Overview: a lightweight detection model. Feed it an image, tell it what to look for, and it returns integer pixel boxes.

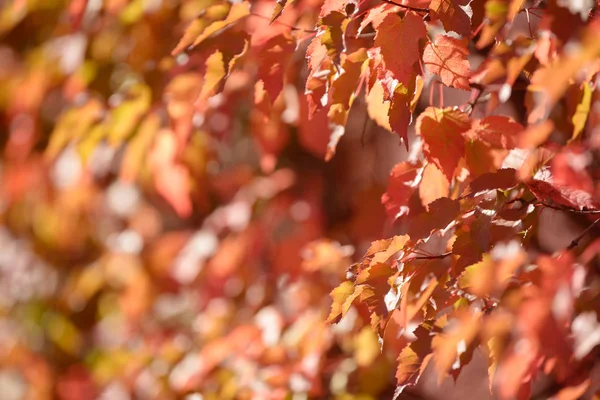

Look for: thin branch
[380,0,429,14]
[249,12,317,32]
[412,251,452,260]
[465,87,483,116]
[346,32,376,39]
[539,202,600,215]
[567,218,600,250]
[525,8,534,38]
[360,107,370,148]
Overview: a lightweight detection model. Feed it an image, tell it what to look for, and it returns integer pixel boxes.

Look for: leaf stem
[567,218,600,250]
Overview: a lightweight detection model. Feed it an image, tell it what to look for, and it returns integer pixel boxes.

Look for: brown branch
[346,32,376,39]
[567,218,600,250]
[380,0,429,14]
[412,251,452,260]
[249,12,317,32]
[539,202,600,214]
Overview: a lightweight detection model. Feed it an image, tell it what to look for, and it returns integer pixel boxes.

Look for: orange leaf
[419,163,449,208]
[199,50,226,102]
[327,281,361,323]
[423,35,470,90]
[375,12,426,86]
[382,161,422,219]
[416,107,470,181]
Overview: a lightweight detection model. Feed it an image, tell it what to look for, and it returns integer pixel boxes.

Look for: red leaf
[388,84,413,150]
[409,197,461,240]
[464,139,499,176]
[256,33,297,103]
[150,130,192,217]
[423,35,470,90]
[416,107,470,181]
[382,161,422,219]
[305,37,332,118]
[375,12,427,87]
[470,115,524,149]
[465,168,518,195]
[395,324,433,394]
[429,0,472,37]
[551,145,595,194]
[526,170,599,211]
[359,3,399,33]
[320,0,352,17]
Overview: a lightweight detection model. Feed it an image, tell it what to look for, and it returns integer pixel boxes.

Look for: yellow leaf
[107,83,152,145]
[199,50,226,102]
[46,98,104,159]
[571,82,592,142]
[327,281,361,323]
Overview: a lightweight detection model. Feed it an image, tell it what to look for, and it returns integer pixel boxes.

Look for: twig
[249,12,317,32]
[465,87,483,116]
[540,202,600,215]
[346,32,376,39]
[412,251,452,260]
[567,218,600,250]
[380,0,429,14]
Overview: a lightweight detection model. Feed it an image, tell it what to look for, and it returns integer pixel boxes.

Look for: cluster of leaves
[3,0,600,398]
[311,0,600,398]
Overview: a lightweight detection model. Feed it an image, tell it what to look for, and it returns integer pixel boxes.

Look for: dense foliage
[2,0,600,399]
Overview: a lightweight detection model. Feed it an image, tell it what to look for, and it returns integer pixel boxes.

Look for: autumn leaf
[199,50,226,102]
[327,281,362,323]
[429,0,472,37]
[179,2,249,53]
[464,168,518,195]
[526,169,599,211]
[432,311,481,381]
[171,4,231,55]
[257,33,297,103]
[328,48,368,126]
[423,35,470,90]
[570,82,592,142]
[419,163,450,208]
[388,84,413,149]
[395,324,434,395]
[469,115,523,149]
[120,112,161,182]
[375,12,427,87]
[409,197,461,240]
[305,36,332,117]
[371,234,410,265]
[518,120,555,148]
[107,83,152,145]
[382,161,422,219]
[270,0,291,23]
[477,0,509,48]
[358,3,399,33]
[366,79,392,130]
[527,23,600,124]
[149,129,192,217]
[46,99,104,159]
[464,139,498,176]
[416,107,470,181]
